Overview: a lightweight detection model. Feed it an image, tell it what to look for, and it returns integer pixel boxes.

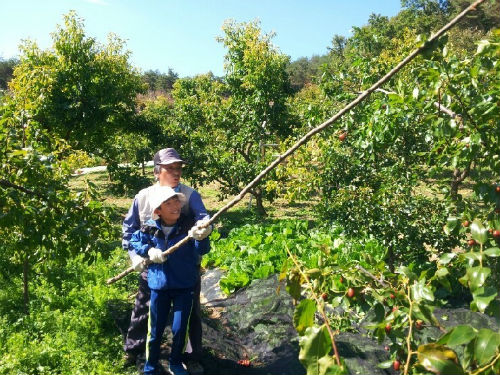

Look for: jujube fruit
[393,360,401,371]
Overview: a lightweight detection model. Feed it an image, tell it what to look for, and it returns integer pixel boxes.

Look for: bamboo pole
[107,0,486,285]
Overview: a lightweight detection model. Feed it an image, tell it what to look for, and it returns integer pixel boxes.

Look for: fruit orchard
[1,2,500,374]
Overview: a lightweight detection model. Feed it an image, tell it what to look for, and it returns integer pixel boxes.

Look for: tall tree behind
[215,20,293,214]
[171,21,294,215]
[8,11,145,158]
[287,55,330,92]
[142,68,179,93]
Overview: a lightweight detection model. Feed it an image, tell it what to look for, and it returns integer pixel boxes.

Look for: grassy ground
[69,167,478,232]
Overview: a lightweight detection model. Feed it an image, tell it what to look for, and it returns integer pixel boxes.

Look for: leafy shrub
[203,220,387,295]
[0,249,135,375]
[318,183,456,267]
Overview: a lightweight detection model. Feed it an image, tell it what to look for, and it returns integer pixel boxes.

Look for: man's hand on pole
[148,248,166,263]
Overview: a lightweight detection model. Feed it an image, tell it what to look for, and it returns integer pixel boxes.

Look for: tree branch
[237,147,253,164]
[355,265,388,288]
[0,179,46,200]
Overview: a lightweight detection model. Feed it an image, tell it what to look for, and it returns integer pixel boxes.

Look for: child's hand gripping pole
[106,226,201,285]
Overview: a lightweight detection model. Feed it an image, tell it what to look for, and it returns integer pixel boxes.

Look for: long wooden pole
[107,0,485,285]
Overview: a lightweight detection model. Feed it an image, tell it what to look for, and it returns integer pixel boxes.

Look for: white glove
[188,219,213,240]
[131,255,145,272]
[148,247,166,263]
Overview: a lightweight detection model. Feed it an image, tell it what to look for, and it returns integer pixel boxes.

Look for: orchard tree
[8,11,145,159]
[283,29,500,375]
[0,97,117,311]
[413,29,500,235]
[211,20,293,214]
[172,22,294,214]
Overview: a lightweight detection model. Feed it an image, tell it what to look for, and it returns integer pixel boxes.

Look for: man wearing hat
[122,148,211,374]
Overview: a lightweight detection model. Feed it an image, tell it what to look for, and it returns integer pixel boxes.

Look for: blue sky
[1,0,402,77]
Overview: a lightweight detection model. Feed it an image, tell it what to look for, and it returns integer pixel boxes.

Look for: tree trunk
[450,165,470,200]
[385,246,396,273]
[254,188,267,216]
[23,257,29,314]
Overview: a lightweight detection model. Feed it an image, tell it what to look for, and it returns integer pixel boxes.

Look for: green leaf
[462,252,482,266]
[437,325,477,347]
[299,325,347,375]
[470,220,488,245]
[466,267,491,291]
[417,344,465,375]
[286,274,302,301]
[438,253,456,265]
[219,272,250,295]
[444,217,459,235]
[317,356,348,375]
[412,280,434,302]
[476,39,490,54]
[365,302,386,324]
[472,287,498,313]
[210,230,221,241]
[306,268,322,279]
[434,268,449,278]
[252,264,274,279]
[396,266,417,281]
[377,360,394,369]
[484,247,500,257]
[413,303,438,326]
[294,299,317,335]
[474,329,500,366]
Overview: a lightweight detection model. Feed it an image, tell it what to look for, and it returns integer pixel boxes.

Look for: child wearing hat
[130,186,210,375]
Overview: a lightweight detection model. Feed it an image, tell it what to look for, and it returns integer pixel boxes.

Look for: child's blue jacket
[130,218,210,290]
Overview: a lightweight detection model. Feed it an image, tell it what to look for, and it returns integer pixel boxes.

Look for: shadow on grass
[107,298,133,340]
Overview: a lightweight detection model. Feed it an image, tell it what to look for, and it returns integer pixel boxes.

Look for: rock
[200,271,304,375]
[199,271,395,375]
[200,269,226,306]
